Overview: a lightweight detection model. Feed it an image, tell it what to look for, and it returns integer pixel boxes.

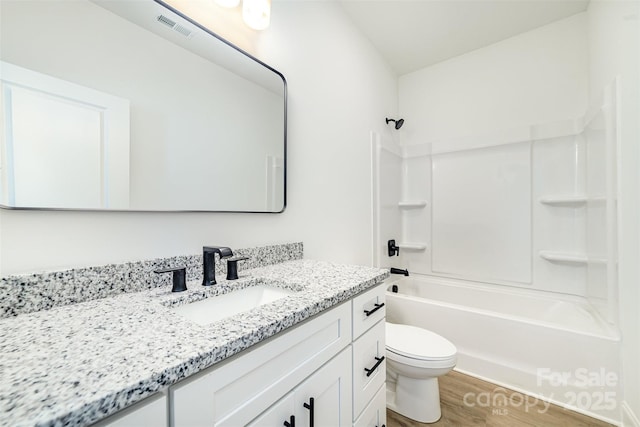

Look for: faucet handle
[387,239,400,257]
[226,256,249,281]
[154,267,187,292]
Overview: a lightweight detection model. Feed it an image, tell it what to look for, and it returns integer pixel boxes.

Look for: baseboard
[623,401,640,427]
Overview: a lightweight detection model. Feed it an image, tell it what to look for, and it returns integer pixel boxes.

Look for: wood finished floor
[386,371,614,427]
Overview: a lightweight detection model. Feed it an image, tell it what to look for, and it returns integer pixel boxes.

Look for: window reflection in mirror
[0,0,286,212]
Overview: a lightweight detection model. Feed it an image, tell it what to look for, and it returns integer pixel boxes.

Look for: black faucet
[390,267,409,276]
[202,246,233,286]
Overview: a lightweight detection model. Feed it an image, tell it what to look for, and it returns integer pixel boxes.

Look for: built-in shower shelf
[398,200,427,208]
[539,250,607,264]
[539,195,606,206]
[397,242,428,251]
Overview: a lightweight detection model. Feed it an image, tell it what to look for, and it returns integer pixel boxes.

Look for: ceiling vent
[156,15,195,39]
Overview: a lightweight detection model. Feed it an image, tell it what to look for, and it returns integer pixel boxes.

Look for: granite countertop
[0,259,388,427]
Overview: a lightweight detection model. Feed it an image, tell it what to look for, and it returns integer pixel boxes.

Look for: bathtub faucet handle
[390,267,409,276]
[388,239,400,257]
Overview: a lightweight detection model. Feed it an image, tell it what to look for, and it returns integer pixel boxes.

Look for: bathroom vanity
[0,255,388,426]
[168,282,386,427]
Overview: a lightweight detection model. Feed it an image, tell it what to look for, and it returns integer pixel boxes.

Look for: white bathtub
[385,274,621,424]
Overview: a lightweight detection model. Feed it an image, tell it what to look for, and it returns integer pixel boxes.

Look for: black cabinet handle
[284,415,295,427]
[364,302,385,317]
[364,356,385,377]
[303,397,314,427]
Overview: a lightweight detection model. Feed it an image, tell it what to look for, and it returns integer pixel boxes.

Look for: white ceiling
[338,0,590,75]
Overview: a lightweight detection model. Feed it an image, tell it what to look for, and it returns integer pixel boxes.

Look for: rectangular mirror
[0,0,286,212]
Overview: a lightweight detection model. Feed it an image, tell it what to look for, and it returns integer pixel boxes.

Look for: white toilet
[385,322,457,423]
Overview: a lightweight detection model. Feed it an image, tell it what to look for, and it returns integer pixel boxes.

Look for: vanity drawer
[353,384,386,427]
[352,283,386,340]
[352,319,386,419]
[170,302,351,426]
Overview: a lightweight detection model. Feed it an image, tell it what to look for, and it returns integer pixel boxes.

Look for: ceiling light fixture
[214,0,271,30]
[242,0,271,31]
[215,0,240,7]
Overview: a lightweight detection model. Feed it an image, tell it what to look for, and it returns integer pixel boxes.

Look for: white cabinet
[353,320,386,417]
[91,393,167,427]
[164,282,386,427]
[294,347,352,427]
[351,284,386,425]
[249,347,352,427]
[247,391,296,426]
[352,283,386,340]
[171,302,351,426]
[354,385,387,427]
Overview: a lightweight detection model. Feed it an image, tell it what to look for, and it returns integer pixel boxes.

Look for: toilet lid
[386,323,456,360]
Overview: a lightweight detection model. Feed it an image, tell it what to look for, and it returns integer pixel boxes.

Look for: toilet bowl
[385,322,457,423]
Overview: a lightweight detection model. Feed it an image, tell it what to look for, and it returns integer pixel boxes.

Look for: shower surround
[372,80,620,424]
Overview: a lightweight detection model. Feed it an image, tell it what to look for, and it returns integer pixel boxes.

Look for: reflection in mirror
[0,0,286,212]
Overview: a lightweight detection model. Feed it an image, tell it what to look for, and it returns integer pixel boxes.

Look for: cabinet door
[353,320,386,419]
[353,385,386,427]
[248,392,296,427]
[294,347,352,427]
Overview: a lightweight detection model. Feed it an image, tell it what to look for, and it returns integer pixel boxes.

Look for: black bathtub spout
[390,267,409,276]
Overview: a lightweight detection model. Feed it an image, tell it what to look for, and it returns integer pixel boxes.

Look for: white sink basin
[172,285,296,325]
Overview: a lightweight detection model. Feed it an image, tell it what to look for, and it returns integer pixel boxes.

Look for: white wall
[587,1,640,424]
[0,1,398,274]
[399,12,588,145]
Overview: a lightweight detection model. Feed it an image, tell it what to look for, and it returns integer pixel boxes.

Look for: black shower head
[386,118,404,130]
